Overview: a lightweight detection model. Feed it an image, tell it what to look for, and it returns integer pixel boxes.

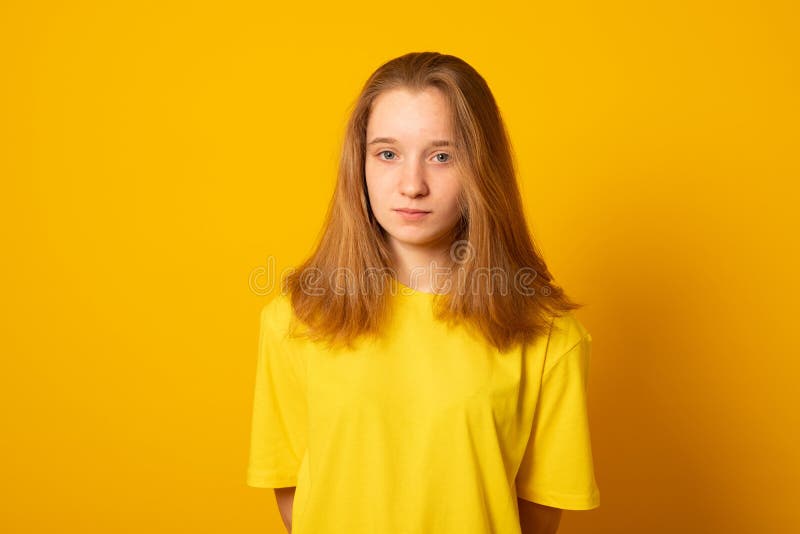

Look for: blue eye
[376,150,451,162]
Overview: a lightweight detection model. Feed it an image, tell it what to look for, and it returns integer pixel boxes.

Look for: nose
[399,158,429,198]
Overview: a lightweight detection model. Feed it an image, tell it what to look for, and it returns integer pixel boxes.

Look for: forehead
[366,87,453,139]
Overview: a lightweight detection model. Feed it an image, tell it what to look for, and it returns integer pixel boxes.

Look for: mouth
[394,208,431,221]
[394,208,431,214]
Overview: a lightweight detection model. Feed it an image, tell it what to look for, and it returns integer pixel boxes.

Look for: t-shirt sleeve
[515,331,600,510]
[246,298,308,488]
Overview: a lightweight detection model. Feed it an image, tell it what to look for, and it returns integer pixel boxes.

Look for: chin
[388,229,443,247]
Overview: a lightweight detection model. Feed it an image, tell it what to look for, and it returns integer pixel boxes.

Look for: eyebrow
[367,137,452,147]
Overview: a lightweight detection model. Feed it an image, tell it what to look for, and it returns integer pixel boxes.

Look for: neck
[388,234,456,293]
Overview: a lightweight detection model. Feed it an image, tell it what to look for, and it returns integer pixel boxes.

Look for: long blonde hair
[281,51,582,352]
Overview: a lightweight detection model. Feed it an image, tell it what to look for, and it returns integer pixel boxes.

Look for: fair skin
[274,486,295,532]
[518,500,563,534]
[271,85,562,534]
[364,86,463,294]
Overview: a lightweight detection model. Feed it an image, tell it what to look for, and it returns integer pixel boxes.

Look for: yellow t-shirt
[246,280,600,533]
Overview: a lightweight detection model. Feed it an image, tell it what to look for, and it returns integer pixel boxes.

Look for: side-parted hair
[281,51,582,353]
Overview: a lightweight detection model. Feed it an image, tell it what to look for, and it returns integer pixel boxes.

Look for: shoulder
[542,311,592,375]
[259,291,295,337]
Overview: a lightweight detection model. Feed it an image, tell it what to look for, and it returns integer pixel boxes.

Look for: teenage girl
[247,51,600,534]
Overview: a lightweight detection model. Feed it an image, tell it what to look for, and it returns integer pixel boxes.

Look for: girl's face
[364,86,463,260]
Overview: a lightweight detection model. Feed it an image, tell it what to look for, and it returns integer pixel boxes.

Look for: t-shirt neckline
[390,277,441,297]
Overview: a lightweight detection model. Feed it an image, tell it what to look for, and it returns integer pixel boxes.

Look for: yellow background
[2,1,798,532]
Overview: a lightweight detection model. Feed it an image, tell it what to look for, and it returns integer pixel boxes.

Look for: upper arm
[515,328,600,510]
[274,486,296,532]
[246,299,309,489]
[518,498,562,534]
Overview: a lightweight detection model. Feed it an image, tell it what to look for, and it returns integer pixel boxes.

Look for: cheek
[441,179,463,216]
[364,176,389,212]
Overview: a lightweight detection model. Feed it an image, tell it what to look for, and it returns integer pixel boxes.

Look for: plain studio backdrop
[1,1,798,533]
